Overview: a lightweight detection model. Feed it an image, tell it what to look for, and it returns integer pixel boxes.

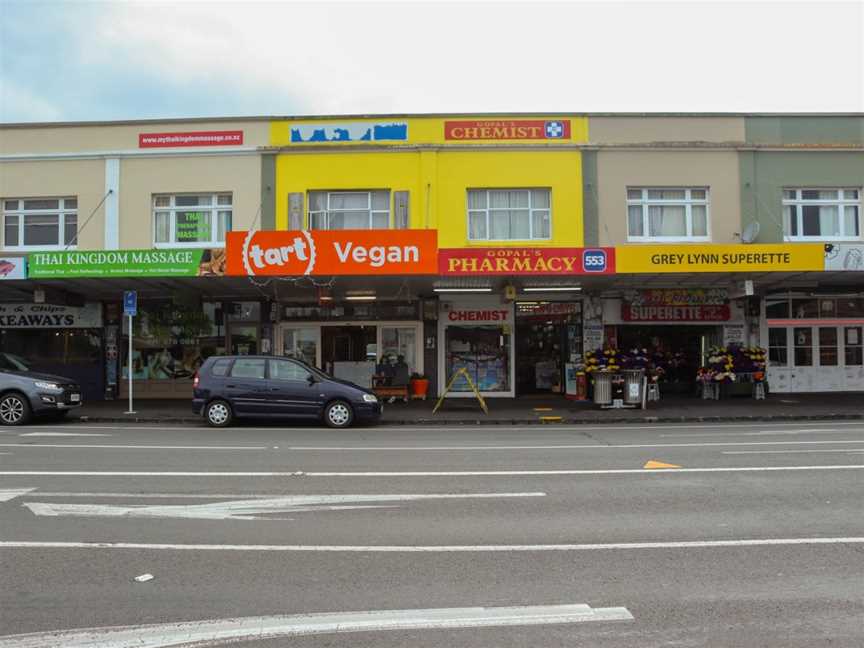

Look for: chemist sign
[615,244,824,273]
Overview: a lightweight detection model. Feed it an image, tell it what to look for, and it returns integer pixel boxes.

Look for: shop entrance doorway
[617,325,720,395]
[321,325,377,387]
[515,302,582,395]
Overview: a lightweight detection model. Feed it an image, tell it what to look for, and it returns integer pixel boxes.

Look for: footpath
[72,392,864,425]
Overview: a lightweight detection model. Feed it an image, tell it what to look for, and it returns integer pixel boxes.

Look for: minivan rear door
[225,358,268,415]
[266,359,323,417]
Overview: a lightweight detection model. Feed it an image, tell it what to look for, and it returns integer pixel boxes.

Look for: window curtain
[648,206,686,237]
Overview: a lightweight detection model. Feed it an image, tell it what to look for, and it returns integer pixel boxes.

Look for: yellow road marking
[540,416,563,423]
[643,460,681,469]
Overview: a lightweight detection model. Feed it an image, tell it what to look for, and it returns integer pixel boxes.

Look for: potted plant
[409,372,430,399]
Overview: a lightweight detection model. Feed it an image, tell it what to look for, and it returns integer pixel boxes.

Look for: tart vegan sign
[226,230,438,276]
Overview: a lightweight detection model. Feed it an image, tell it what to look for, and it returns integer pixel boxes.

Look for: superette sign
[27,250,224,278]
[439,247,614,275]
[622,289,731,322]
[226,230,438,276]
[615,244,824,273]
[622,304,731,322]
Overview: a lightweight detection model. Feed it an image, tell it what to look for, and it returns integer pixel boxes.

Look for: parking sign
[123,291,137,317]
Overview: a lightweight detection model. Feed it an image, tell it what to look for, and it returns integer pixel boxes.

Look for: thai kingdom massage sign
[622,289,731,322]
[27,250,225,278]
[226,230,438,276]
[439,248,615,275]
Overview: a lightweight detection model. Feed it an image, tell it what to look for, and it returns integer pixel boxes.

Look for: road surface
[1,419,862,647]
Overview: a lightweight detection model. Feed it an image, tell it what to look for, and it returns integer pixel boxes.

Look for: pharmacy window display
[439,301,515,397]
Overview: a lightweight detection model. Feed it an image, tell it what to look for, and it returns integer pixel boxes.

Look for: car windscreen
[0,353,29,371]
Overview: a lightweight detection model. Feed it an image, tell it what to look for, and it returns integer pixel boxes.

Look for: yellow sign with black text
[615,244,825,273]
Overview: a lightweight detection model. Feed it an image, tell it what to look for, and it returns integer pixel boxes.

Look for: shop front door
[280,326,320,368]
[321,325,377,387]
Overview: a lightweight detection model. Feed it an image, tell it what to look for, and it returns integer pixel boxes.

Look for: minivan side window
[269,359,312,382]
[230,358,266,379]
[211,358,232,376]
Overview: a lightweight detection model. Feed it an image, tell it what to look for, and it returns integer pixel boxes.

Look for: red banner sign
[226,230,438,276]
[439,247,613,275]
[444,120,571,141]
[138,131,244,148]
[622,304,731,322]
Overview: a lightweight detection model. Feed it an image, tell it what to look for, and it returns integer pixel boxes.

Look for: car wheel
[0,392,31,426]
[324,400,353,428]
[205,400,233,427]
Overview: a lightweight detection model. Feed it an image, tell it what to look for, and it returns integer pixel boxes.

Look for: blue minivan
[193,356,381,428]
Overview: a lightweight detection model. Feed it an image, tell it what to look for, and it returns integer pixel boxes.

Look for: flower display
[698,344,767,383]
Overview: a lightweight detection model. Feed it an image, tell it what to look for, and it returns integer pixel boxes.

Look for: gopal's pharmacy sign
[439,247,614,275]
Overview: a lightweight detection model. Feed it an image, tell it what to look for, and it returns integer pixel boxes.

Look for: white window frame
[782,188,861,242]
[2,197,77,251]
[466,188,552,242]
[152,193,232,248]
[307,190,391,230]
[626,187,710,243]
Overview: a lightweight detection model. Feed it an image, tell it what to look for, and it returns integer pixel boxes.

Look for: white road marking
[0,444,267,450]
[661,429,845,437]
[0,488,35,503]
[23,492,545,521]
[56,421,864,432]
[0,537,861,553]
[285,440,864,450]
[0,603,633,647]
[2,465,864,477]
[723,449,864,455]
[19,432,111,437]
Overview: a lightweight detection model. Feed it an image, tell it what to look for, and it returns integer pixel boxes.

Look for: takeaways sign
[439,247,614,275]
[226,230,438,276]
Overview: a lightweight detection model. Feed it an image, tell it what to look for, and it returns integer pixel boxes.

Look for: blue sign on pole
[123,291,137,317]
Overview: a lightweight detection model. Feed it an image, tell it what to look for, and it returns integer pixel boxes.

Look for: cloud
[1,0,862,122]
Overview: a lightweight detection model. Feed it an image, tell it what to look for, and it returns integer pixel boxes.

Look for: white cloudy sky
[1,0,862,122]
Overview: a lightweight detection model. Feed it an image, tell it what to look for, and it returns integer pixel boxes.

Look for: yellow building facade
[271,115,588,248]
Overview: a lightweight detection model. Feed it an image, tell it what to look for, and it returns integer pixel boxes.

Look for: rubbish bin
[623,369,645,405]
[592,372,613,405]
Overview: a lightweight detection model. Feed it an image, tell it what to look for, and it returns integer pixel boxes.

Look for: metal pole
[126,313,135,414]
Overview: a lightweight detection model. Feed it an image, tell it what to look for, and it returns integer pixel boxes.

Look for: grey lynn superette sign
[26,249,224,279]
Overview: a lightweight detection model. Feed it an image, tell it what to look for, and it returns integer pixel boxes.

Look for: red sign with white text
[439,247,614,275]
[447,309,511,322]
[138,131,244,148]
[226,230,438,276]
[622,304,731,322]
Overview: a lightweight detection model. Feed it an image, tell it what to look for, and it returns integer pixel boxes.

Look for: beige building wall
[590,117,745,145]
[0,120,270,155]
[0,159,105,249]
[119,154,261,248]
[596,150,742,246]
